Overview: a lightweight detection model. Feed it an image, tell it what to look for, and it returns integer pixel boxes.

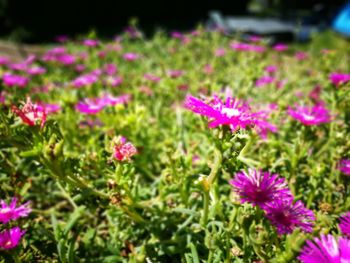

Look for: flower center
[221,107,241,117]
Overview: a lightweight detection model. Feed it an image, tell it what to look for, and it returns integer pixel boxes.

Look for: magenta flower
[123,53,139,61]
[171,31,184,40]
[76,94,129,114]
[2,73,29,88]
[36,103,61,114]
[76,98,105,114]
[264,200,315,234]
[0,227,25,250]
[255,76,275,87]
[0,198,31,224]
[287,104,332,126]
[329,73,350,86]
[264,65,277,74]
[230,169,292,208]
[11,97,47,128]
[184,95,276,137]
[144,73,161,82]
[299,234,350,263]
[273,43,288,52]
[113,137,137,161]
[230,42,265,53]
[42,47,76,65]
[103,63,118,75]
[339,213,350,237]
[71,72,99,88]
[338,160,350,176]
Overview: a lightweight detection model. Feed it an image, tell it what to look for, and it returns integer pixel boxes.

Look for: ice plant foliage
[287,104,332,126]
[0,198,31,224]
[184,95,276,138]
[11,97,47,128]
[299,234,350,263]
[230,169,292,208]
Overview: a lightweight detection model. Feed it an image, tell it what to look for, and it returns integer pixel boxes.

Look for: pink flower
[230,169,293,208]
[171,31,184,40]
[255,76,275,87]
[75,64,86,72]
[0,198,31,224]
[276,79,288,89]
[273,43,288,52]
[123,53,139,61]
[104,76,123,87]
[167,70,184,78]
[184,95,276,138]
[264,65,277,74]
[76,94,130,114]
[248,35,262,42]
[71,72,99,88]
[144,73,161,82]
[203,64,214,75]
[287,104,332,126]
[83,39,99,47]
[26,66,46,75]
[103,63,118,75]
[215,48,226,57]
[295,51,308,61]
[338,159,350,176]
[42,47,76,65]
[36,103,61,114]
[113,137,137,161]
[0,227,25,250]
[0,56,10,66]
[329,73,350,86]
[55,35,69,43]
[2,73,29,87]
[11,97,47,128]
[230,42,266,53]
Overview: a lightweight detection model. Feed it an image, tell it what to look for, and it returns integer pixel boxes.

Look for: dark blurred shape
[0,0,347,43]
[0,0,249,43]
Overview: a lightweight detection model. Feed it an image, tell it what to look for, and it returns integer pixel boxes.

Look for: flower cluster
[0,197,31,250]
[184,95,277,138]
[231,169,315,234]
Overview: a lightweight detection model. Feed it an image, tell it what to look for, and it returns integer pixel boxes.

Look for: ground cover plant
[0,27,350,262]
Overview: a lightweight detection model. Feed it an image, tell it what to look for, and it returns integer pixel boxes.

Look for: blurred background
[0,0,348,43]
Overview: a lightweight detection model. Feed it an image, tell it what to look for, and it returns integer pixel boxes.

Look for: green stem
[207,148,222,186]
[201,189,210,227]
